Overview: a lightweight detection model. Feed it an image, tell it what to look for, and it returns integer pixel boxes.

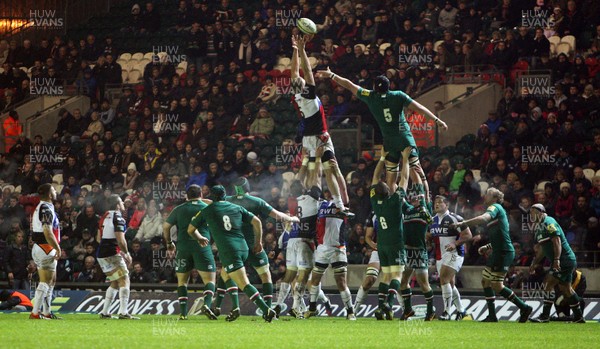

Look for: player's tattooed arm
[551,236,562,271]
[316,67,360,96]
[408,100,448,130]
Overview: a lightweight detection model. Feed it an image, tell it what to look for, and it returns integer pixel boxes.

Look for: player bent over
[370,147,411,320]
[452,188,532,322]
[163,184,217,320]
[399,181,436,321]
[529,204,585,323]
[188,185,276,322]
[354,212,380,312]
[97,194,139,320]
[304,200,355,320]
[429,195,472,320]
[30,183,62,320]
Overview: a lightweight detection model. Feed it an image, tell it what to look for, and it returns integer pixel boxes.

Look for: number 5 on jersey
[383,108,392,122]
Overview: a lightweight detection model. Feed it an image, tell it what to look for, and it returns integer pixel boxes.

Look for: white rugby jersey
[316,201,346,247]
[430,210,465,259]
[292,85,327,136]
[31,201,61,246]
[97,210,126,258]
[289,194,319,239]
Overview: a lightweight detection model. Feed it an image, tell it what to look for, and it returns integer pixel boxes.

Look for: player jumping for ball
[291,34,352,217]
[316,67,447,204]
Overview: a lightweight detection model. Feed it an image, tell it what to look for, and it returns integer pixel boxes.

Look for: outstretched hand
[436,119,448,131]
[316,66,333,79]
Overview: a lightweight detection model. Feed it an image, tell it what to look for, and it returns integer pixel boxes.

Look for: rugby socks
[215,277,226,308]
[340,287,354,314]
[387,279,400,307]
[177,286,188,316]
[317,284,329,304]
[541,296,553,318]
[102,287,118,315]
[119,287,130,315]
[243,285,269,314]
[276,282,291,306]
[378,283,389,308]
[355,286,368,310]
[441,283,453,313]
[484,287,497,318]
[499,287,527,310]
[203,282,215,309]
[452,285,464,312]
[424,289,434,315]
[262,283,273,308]
[401,288,412,310]
[309,285,319,311]
[43,285,54,316]
[567,293,583,319]
[294,282,306,311]
[225,279,240,309]
[32,282,49,315]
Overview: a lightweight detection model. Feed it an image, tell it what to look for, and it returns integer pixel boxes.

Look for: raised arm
[291,35,300,80]
[397,147,412,193]
[269,208,300,223]
[316,67,360,96]
[371,148,387,186]
[408,99,448,130]
[297,35,315,86]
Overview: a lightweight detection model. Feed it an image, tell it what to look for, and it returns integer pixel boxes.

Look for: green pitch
[2,314,598,349]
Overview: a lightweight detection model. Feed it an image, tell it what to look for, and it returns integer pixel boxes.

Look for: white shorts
[368,250,380,265]
[314,245,347,266]
[302,134,335,157]
[32,244,57,272]
[98,254,128,274]
[435,252,464,273]
[285,238,315,270]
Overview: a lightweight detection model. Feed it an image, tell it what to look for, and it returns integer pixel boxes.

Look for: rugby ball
[297,17,317,35]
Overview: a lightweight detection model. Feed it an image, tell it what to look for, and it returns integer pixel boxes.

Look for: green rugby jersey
[369,185,406,246]
[535,215,576,265]
[226,194,273,246]
[485,203,514,252]
[190,201,255,252]
[166,199,210,246]
[402,199,428,249]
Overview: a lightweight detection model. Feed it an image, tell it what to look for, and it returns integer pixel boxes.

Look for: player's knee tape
[254,264,270,275]
[381,266,391,274]
[313,263,327,275]
[107,267,129,281]
[332,263,347,275]
[482,268,505,282]
[366,267,380,278]
[408,157,420,168]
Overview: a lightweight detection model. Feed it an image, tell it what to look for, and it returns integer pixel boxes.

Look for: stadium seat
[137,59,151,70]
[14,185,21,193]
[278,57,291,66]
[52,183,63,193]
[126,59,139,72]
[379,43,391,55]
[143,52,154,60]
[513,60,529,71]
[556,42,571,55]
[177,61,188,71]
[128,69,142,82]
[273,64,286,72]
[2,185,15,193]
[52,174,63,184]
[548,36,561,47]
[131,52,144,60]
[433,40,443,52]
[354,44,366,53]
[560,35,576,52]
[116,58,129,67]
[119,52,132,61]
[121,70,129,82]
[478,181,489,196]
[596,169,600,178]
[308,56,318,69]
[175,67,185,76]
[471,169,481,182]
[583,168,595,181]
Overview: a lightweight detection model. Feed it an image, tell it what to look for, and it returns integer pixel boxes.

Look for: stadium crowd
[1,0,600,288]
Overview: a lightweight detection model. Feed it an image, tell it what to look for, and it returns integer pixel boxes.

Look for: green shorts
[247,249,269,268]
[384,133,418,163]
[220,249,249,273]
[378,243,405,267]
[405,247,428,269]
[175,245,216,273]
[551,261,576,283]
[485,250,515,273]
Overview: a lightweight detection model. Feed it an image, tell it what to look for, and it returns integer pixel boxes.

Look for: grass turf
[2,313,598,349]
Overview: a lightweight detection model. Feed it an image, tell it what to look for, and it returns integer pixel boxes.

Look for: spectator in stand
[76,256,104,283]
[2,110,22,152]
[249,106,275,138]
[56,249,74,282]
[3,230,30,289]
[555,181,576,229]
[130,262,153,283]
